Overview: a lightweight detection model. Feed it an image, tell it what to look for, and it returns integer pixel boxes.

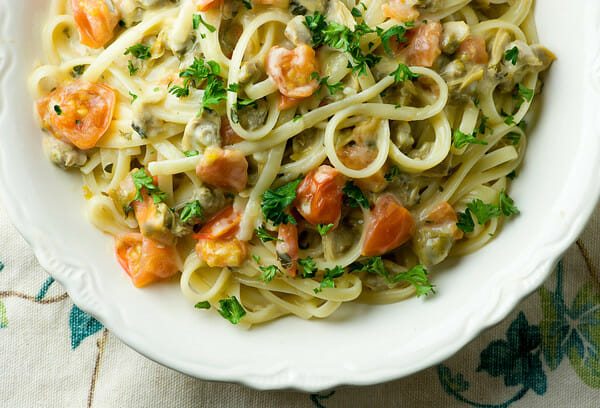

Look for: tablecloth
[2,199,600,408]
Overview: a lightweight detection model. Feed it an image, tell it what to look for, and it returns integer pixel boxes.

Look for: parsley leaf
[467,199,502,225]
[194,301,211,309]
[303,12,327,47]
[505,131,521,146]
[261,177,304,226]
[127,60,138,76]
[258,265,283,283]
[184,150,199,157]
[314,266,345,293]
[168,85,190,98]
[72,64,86,76]
[456,208,475,233]
[124,44,151,60]
[298,257,317,278]
[384,165,401,181]
[316,75,343,97]
[453,129,488,149]
[317,223,334,236]
[391,264,435,297]
[180,200,205,222]
[499,189,519,217]
[293,114,302,122]
[192,14,216,32]
[129,91,138,104]
[507,170,517,180]
[54,105,62,115]
[518,83,534,102]
[351,7,362,17]
[505,46,519,65]
[389,63,419,83]
[217,296,246,324]
[379,25,408,54]
[252,254,261,263]
[255,227,283,243]
[342,181,369,209]
[131,168,167,203]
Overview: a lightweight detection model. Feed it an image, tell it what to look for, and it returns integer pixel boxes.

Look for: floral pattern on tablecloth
[2,202,600,407]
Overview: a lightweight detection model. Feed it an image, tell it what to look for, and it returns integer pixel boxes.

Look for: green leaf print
[0,301,8,328]
[567,283,600,388]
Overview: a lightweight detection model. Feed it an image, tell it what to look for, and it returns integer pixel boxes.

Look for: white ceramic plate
[1,0,599,392]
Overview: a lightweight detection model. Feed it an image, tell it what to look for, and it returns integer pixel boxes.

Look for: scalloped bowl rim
[0,0,599,391]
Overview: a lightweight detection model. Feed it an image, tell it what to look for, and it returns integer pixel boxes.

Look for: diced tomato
[196,237,248,267]
[276,222,299,276]
[405,21,443,67]
[458,37,489,65]
[195,147,248,192]
[194,205,248,267]
[36,81,116,150]
[426,201,464,240]
[194,205,241,240]
[220,116,243,146]
[193,0,221,11]
[115,233,181,288]
[382,0,420,23]
[266,45,319,99]
[278,94,302,111]
[131,193,175,246]
[295,165,346,227]
[362,194,415,256]
[71,0,120,49]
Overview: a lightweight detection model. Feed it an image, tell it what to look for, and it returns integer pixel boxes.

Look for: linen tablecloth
[2,200,600,408]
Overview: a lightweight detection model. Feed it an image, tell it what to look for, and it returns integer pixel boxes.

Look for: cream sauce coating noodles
[30,0,554,327]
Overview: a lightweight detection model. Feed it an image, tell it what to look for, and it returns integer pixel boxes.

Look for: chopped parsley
[505,131,521,146]
[124,44,151,60]
[217,296,246,324]
[194,301,211,309]
[298,257,317,278]
[518,83,534,103]
[252,254,261,263]
[505,46,519,65]
[314,74,344,97]
[72,64,86,76]
[180,200,205,222]
[389,63,419,83]
[456,191,519,233]
[293,114,302,122]
[314,266,345,293]
[384,165,401,182]
[507,170,517,180]
[255,227,283,243]
[317,223,334,236]
[168,85,189,98]
[258,265,283,283]
[129,91,138,104]
[192,14,216,32]
[303,14,381,76]
[131,168,167,203]
[499,189,520,217]
[349,257,434,296]
[503,113,516,126]
[184,150,199,157]
[260,177,304,226]
[127,60,138,76]
[53,105,63,115]
[453,129,488,149]
[379,25,408,54]
[342,181,369,209]
[351,7,362,17]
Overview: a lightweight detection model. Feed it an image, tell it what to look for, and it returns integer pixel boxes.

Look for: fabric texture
[1,201,600,408]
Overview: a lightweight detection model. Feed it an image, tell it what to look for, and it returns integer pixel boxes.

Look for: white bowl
[1,0,599,391]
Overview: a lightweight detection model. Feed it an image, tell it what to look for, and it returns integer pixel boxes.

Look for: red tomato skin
[362,194,415,256]
[36,81,116,150]
[295,165,346,227]
[71,0,120,49]
[276,222,299,276]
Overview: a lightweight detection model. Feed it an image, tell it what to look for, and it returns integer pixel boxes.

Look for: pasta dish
[30,0,554,327]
